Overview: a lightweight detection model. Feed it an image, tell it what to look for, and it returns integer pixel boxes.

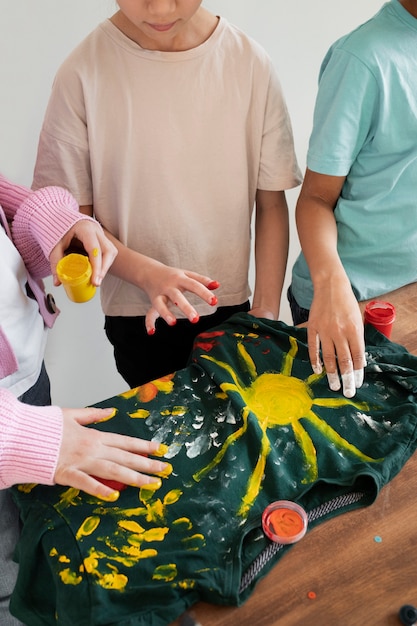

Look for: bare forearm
[79,204,155,286]
[295,170,348,290]
[79,205,220,331]
[294,171,366,398]
[251,190,289,319]
[101,226,162,286]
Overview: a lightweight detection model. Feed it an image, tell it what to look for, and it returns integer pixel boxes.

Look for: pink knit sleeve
[0,173,31,219]
[0,388,63,488]
[12,185,96,279]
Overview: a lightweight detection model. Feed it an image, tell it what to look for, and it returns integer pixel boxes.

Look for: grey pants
[1,362,51,625]
[0,489,23,625]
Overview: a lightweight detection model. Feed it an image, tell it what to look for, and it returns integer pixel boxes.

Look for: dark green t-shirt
[11,314,417,625]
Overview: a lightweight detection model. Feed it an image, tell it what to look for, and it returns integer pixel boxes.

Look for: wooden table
[173,284,417,626]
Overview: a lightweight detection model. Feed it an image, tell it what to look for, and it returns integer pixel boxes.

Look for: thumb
[49,242,68,287]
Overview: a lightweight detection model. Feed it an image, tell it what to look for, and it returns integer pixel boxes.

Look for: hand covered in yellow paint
[50,219,117,288]
[55,407,169,499]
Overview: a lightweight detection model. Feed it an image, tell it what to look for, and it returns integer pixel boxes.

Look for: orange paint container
[262,500,308,544]
[56,253,96,303]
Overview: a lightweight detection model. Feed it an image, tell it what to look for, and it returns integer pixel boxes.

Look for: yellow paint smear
[76,515,101,540]
[129,409,150,419]
[153,563,177,582]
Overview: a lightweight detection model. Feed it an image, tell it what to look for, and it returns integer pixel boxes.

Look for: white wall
[0,0,382,407]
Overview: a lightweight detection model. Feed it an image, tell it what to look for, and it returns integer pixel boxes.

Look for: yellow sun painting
[194,335,380,517]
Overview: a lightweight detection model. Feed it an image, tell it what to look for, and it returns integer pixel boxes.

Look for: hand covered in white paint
[55,407,170,499]
[306,280,367,398]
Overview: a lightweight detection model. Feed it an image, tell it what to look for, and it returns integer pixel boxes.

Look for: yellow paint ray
[193,408,250,482]
[305,410,382,462]
[281,336,298,376]
[238,431,271,517]
[292,418,318,483]
[201,354,241,388]
[237,341,257,380]
[313,397,370,411]
[306,371,326,386]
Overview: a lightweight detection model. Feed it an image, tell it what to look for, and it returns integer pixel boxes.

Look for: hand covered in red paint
[141,261,220,334]
[94,229,219,327]
[55,407,170,499]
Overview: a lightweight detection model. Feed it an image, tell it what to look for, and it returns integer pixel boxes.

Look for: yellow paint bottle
[56,253,96,303]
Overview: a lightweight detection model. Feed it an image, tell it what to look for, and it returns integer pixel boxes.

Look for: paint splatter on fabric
[10,313,417,626]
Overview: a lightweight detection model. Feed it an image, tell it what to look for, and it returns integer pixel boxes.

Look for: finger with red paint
[140,262,220,334]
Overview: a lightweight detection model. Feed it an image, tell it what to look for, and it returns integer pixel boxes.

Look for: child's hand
[54,407,170,500]
[50,220,117,288]
[142,263,220,334]
[306,284,366,398]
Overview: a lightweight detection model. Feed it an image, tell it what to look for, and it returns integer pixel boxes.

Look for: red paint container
[364,301,396,338]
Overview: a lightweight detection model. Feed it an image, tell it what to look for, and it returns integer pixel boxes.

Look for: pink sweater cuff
[12,186,95,279]
[0,389,63,488]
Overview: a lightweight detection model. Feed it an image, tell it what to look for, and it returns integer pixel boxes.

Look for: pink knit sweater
[0,173,93,488]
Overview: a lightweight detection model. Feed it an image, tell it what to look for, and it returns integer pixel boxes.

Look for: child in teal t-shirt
[290,0,417,398]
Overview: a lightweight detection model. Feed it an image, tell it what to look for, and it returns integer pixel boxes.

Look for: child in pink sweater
[0,173,172,626]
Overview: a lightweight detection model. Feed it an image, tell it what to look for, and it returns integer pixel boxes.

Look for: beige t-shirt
[33,18,301,317]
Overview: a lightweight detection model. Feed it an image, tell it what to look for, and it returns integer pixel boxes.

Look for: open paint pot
[56,253,96,303]
[262,500,308,544]
[363,301,396,338]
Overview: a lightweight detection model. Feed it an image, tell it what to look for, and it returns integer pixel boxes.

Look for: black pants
[287,285,310,325]
[105,301,250,388]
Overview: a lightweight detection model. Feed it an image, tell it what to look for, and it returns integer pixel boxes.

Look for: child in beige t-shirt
[33,0,302,387]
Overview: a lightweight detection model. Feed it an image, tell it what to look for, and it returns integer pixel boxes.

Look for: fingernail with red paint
[208,281,220,290]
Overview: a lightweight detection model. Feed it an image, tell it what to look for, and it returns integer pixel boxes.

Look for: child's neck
[111,8,219,52]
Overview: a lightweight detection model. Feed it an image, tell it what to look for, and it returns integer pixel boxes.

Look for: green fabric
[11,313,417,625]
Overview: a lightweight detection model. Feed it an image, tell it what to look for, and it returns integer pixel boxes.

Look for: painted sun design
[195,335,380,517]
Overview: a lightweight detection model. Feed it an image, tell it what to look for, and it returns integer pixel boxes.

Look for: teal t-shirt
[10,313,417,625]
[292,0,417,309]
